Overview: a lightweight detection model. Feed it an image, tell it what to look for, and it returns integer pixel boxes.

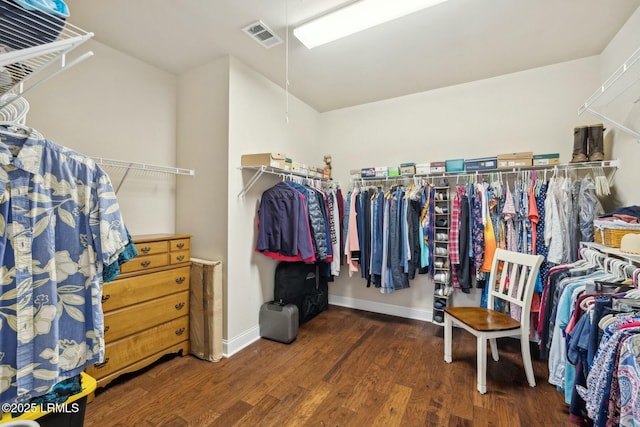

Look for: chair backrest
[486,249,544,328]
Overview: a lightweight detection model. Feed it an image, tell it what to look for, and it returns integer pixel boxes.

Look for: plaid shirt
[449,188,462,287]
[449,189,462,264]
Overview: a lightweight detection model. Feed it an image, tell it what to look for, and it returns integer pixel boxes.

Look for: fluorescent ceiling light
[293,0,449,49]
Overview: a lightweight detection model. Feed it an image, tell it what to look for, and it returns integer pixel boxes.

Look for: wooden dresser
[86,234,191,390]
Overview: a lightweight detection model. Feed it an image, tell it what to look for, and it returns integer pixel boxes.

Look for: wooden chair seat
[444,307,520,331]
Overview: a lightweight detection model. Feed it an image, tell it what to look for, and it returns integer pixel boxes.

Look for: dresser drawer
[170,238,190,252]
[135,240,168,256]
[102,266,190,311]
[119,253,169,274]
[87,316,189,380]
[104,291,190,342]
[170,250,190,265]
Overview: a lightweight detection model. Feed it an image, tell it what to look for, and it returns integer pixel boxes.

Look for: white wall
[226,57,320,355]
[176,56,230,262]
[599,7,640,207]
[26,39,179,235]
[175,56,230,347]
[319,56,601,319]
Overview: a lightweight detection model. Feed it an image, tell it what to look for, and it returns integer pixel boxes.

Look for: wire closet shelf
[0,0,94,110]
[351,160,619,188]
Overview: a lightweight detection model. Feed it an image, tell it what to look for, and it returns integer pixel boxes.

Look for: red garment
[528,185,539,255]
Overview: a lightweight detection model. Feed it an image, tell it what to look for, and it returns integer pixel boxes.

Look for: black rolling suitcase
[274,262,328,324]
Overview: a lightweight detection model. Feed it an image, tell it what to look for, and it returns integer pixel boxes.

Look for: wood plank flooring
[84,306,572,427]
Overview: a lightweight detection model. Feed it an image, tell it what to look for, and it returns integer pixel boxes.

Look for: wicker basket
[593,222,640,247]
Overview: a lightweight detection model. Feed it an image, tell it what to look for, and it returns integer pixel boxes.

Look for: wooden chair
[444,248,544,394]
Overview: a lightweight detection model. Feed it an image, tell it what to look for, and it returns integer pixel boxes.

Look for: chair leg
[489,338,499,361]
[477,334,487,394]
[444,313,452,363]
[521,333,536,387]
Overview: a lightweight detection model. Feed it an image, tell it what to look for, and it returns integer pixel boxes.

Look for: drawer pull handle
[141,260,151,267]
[176,243,185,249]
[140,246,151,254]
[176,255,185,262]
[175,277,186,284]
[175,328,185,336]
[104,325,110,333]
[175,302,185,310]
[102,294,110,303]
[94,358,109,369]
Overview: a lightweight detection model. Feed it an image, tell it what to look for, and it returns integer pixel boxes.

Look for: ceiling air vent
[242,20,283,49]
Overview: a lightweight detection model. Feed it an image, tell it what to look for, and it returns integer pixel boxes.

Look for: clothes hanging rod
[237,165,336,199]
[580,242,640,267]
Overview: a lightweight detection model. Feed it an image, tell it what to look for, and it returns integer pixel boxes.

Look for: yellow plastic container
[1,372,96,426]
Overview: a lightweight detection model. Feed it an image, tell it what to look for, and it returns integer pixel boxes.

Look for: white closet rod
[238,165,336,199]
[581,242,640,267]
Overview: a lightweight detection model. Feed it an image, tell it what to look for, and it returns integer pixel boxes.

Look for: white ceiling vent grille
[242,21,283,49]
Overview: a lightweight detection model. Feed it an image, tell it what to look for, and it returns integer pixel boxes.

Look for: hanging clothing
[457,194,471,292]
[345,189,360,275]
[0,133,131,405]
[328,190,341,276]
[256,182,315,262]
[480,184,497,273]
[503,184,518,252]
[471,186,485,270]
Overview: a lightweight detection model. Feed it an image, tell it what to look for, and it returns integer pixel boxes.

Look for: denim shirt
[0,133,128,405]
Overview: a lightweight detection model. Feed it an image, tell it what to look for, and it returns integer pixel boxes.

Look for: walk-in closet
[1,0,640,426]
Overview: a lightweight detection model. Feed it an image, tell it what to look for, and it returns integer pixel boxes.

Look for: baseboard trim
[328,295,433,322]
[223,325,260,358]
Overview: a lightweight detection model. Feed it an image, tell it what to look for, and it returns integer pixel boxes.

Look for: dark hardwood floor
[84,305,572,427]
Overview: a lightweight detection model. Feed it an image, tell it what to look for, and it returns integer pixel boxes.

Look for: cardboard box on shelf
[388,167,400,177]
[375,166,388,178]
[415,163,430,175]
[497,152,533,168]
[430,161,446,173]
[241,153,290,170]
[361,167,376,178]
[445,159,465,172]
[465,157,498,171]
[533,153,560,166]
[400,164,416,175]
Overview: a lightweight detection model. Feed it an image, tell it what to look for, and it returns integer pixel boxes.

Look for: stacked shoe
[436,233,448,241]
[434,272,449,283]
[434,300,447,310]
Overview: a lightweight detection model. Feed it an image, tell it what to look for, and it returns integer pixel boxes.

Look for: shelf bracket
[578,45,640,143]
[582,107,640,143]
[238,166,266,199]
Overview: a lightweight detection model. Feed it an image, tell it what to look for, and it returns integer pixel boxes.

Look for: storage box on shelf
[445,159,465,173]
[432,184,451,325]
[497,152,533,168]
[465,157,497,171]
[533,153,560,166]
[85,234,192,390]
[593,220,640,248]
[241,153,291,171]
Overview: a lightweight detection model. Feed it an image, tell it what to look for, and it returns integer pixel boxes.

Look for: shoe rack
[432,182,451,325]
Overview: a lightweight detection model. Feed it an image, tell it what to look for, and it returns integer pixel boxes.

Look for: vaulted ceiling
[65,0,640,112]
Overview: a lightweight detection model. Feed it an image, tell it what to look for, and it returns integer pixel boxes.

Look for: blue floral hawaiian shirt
[0,132,128,405]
